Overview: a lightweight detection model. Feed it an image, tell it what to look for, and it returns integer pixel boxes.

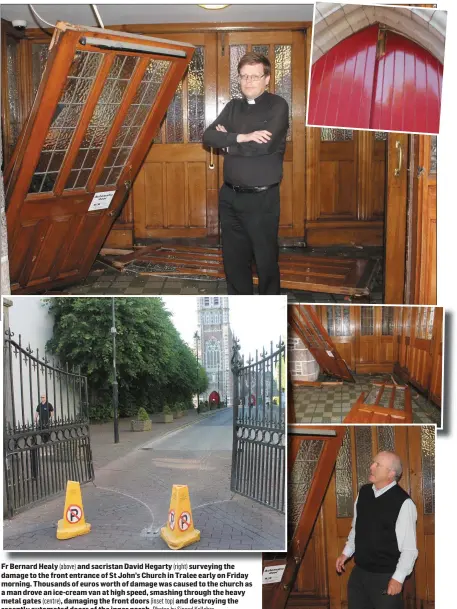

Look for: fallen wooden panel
[116,244,379,297]
[289,305,355,382]
[6,24,194,294]
[291,380,343,387]
[344,383,413,424]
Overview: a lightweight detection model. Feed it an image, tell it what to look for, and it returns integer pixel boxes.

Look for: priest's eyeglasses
[238,74,266,82]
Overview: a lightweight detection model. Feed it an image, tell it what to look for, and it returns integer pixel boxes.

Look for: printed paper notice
[263,565,286,584]
[326,350,335,358]
[88,190,115,211]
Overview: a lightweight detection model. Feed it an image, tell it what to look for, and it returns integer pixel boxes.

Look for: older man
[336,451,418,609]
[203,52,289,295]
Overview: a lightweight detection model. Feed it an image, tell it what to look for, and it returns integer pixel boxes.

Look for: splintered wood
[102,244,379,297]
[344,383,413,424]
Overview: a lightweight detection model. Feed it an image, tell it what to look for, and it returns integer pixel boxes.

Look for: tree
[45,298,203,420]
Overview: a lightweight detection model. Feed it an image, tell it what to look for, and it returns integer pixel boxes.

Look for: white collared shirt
[342,481,418,583]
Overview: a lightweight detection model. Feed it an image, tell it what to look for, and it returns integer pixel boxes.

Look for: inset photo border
[307,3,447,135]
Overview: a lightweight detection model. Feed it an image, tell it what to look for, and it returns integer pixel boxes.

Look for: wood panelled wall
[315,306,442,405]
[2,21,387,250]
[396,306,443,407]
[284,426,435,609]
[305,130,386,246]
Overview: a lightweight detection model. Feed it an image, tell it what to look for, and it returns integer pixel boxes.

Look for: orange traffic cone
[160,485,200,550]
[56,480,91,540]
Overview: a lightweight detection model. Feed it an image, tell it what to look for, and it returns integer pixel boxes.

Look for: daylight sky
[162,296,287,358]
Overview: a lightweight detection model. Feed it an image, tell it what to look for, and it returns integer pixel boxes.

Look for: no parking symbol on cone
[56,481,91,540]
[161,485,200,550]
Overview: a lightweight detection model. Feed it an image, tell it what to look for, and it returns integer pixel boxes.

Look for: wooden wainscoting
[396,306,442,407]
[284,426,435,609]
[305,129,386,247]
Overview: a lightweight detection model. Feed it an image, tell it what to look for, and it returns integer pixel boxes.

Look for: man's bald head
[369,451,403,489]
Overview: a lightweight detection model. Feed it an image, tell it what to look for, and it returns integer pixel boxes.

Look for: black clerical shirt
[202,91,289,187]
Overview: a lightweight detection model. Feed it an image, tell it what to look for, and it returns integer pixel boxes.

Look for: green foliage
[163,404,172,415]
[44,297,205,421]
[137,407,149,422]
[197,366,209,394]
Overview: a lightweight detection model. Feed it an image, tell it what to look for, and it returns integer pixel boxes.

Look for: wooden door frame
[384,133,409,304]
[405,134,437,305]
[265,426,346,609]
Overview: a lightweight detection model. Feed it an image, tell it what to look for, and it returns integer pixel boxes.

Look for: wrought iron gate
[230,337,286,513]
[3,329,94,517]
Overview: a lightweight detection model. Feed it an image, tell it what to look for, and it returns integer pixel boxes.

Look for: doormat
[98,245,380,298]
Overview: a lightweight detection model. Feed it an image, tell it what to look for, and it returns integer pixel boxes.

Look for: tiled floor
[292,373,441,425]
[57,245,383,302]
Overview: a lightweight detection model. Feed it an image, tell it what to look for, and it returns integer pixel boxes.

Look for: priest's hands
[336,554,348,573]
[215,124,272,144]
[236,130,272,144]
[387,578,402,595]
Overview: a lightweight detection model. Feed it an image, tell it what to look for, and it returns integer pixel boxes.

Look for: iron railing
[230,336,286,513]
[3,329,94,517]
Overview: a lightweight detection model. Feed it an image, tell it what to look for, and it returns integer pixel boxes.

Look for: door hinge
[221,32,225,57]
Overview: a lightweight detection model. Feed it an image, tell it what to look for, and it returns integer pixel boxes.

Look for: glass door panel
[5,22,194,294]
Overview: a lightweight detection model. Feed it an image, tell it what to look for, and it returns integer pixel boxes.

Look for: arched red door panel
[309,25,378,128]
[371,31,443,133]
[309,24,443,134]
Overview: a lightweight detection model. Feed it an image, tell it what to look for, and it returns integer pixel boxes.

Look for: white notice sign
[262,565,286,584]
[326,350,335,358]
[88,190,116,212]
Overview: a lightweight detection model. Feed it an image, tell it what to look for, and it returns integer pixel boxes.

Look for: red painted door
[308,25,378,128]
[309,25,443,134]
[371,31,443,133]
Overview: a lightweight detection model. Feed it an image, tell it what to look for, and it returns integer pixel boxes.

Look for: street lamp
[111,298,119,444]
[194,331,200,414]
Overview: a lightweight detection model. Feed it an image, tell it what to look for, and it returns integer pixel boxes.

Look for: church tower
[197,297,233,406]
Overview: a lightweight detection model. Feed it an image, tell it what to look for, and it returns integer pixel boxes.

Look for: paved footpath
[3,408,286,552]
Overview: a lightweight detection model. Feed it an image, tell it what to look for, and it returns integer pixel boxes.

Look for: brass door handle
[394,140,403,176]
[209,147,215,170]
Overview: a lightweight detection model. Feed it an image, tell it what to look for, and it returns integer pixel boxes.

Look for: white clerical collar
[372,480,397,497]
[247,98,256,104]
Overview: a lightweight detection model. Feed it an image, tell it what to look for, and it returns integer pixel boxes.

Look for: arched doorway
[309,24,443,133]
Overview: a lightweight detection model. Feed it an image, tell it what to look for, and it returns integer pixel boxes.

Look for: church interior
[263,424,435,609]
[1,5,437,302]
[289,305,443,425]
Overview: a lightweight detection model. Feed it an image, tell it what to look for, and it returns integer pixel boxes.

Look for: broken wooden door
[344,383,413,424]
[5,22,194,293]
[289,305,355,381]
[263,426,345,609]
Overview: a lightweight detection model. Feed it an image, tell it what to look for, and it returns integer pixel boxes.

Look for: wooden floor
[101,244,380,298]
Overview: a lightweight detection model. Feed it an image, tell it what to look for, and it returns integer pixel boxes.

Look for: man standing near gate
[32,394,54,479]
[203,52,289,295]
[335,451,418,609]
[35,394,54,429]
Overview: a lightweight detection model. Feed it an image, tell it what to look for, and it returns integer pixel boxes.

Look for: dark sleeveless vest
[354,483,410,573]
